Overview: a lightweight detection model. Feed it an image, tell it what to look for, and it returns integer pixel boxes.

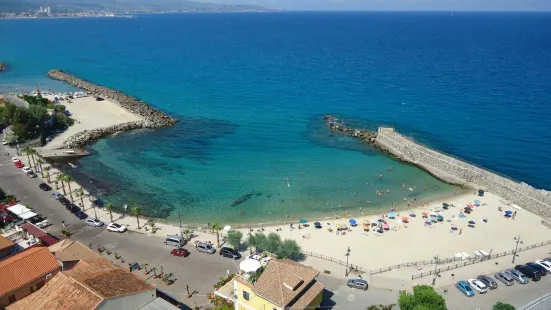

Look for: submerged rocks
[47,69,178,148]
[47,69,177,128]
[0,62,7,72]
[324,114,378,143]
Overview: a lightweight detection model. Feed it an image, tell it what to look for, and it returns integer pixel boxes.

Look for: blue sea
[1,12,551,224]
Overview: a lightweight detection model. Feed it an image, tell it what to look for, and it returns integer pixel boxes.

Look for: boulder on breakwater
[324,114,378,143]
[47,69,178,148]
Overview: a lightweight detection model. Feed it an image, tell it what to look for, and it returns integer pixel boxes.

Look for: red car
[14,161,23,168]
[170,248,190,257]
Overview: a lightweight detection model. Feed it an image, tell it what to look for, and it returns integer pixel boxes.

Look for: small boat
[68,163,78,169]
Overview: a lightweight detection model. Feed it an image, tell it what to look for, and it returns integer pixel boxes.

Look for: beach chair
[454,253,463,260]
[461,252,471,260]
[479,250,489,257]
[473,250,483,259]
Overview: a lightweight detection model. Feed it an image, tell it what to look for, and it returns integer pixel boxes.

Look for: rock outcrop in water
[324,114,378,143]
[0,62,7,72]
[47,69,177,148]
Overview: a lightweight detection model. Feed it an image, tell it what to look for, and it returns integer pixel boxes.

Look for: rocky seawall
[324,114,378,143]
[47,69,177,148]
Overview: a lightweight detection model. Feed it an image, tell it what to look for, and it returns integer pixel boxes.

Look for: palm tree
[75,187,85,207]
[22,146,33,168]
[56,174,66,195]
[131,206,141,229]
[29,149,38,169]
[36,158,45,177]
[44,166,52,183]
[63,175,74,201]
[212,221,222,248]
[105,203,114,222]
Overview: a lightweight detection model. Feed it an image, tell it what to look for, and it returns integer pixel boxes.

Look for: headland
[45,69,177,149]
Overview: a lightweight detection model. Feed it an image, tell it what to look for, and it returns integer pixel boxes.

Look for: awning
[239,259,261,273]
[7,204,38,220]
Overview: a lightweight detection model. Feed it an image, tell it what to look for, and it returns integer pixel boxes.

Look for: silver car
[505,269,529,284]
[477,275,498,289]
[494,272,515,286]
[85,218,104,227]
[195,242,216,254]
[347,279,368,290]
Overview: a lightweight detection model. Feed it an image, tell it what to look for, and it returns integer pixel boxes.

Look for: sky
[208,0,551,11]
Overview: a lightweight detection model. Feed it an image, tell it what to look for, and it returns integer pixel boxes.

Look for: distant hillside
[0,0,274,13]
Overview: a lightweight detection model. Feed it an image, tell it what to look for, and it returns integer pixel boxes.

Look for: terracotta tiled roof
[6,273,102,310]
[0,247,60,296]
[252,259,320,308]
[287,281,324,309]
[64,258,155,298]
[0,235,15,250]
[48,240,102,263]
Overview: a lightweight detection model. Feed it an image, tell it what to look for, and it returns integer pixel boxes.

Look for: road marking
[347,293,355,302]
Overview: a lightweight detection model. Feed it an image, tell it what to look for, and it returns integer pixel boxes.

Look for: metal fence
[370,256,472,275]
[520,292,551,310]
[301,251,369,273]
[411,240,551,280]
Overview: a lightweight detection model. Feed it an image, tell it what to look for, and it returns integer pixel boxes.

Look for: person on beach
[61,221,66,228]
[459,228,463,235]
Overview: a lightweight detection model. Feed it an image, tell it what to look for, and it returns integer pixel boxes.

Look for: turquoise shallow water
[1,12,550,224]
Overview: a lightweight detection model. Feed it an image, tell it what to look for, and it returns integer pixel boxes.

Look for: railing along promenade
[520,292,551,310]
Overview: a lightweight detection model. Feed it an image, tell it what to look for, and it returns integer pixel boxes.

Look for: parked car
[347,279,368,290]
[515,265,541,282]
[219,247,241,259]
[59,197,71,206]
[195,241,216,254]
[86,218,104,227]
[22,166,32,173]
[477,275,498,289]
[52,192,63,199]
[543,258,551,264]
[26,171,38,178]
[505,269,530,284]
[467,279,488,294]
[39,183,52,191]
[68,204,81,213]
[527,262,548,276]
[35,219,51,229]
[11,157,19,162]
[107,223,127,233]
[494,271,515,286]
[535,260,551,272]
[14,161,23,168]
[164,235,186,247]
[171,248,190,257]
[75,211,88,220]
[456,281,475,297]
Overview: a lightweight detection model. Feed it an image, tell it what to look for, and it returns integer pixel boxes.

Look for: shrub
[398,285,446,310]
[493,302,515,310]
[227,230,243,249]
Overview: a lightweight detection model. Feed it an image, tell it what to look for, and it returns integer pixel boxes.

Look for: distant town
[0,1,278,19]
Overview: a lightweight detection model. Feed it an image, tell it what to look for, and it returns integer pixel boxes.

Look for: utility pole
[178,212,183,237]
[432,255,439,285]
[512,235,523,264]
[345,247,351,276]
[249,226,252,255]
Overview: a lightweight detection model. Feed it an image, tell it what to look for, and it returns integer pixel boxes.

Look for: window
[242,290,250,301]
[8,295,16,304]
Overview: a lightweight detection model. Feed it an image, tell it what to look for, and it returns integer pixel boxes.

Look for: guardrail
[520,292,551,310]
[301,251,369,273]
[370,256,473,275]
[411,240,551,280]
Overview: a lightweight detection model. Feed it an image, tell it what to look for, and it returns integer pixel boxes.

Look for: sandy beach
[41,93,143,150]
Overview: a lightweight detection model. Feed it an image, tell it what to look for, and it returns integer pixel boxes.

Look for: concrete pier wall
[375,127,551,219]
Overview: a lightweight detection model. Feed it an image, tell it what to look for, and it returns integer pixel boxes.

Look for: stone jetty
[47,69,176,127]
[323,114,378,143]
[47,69,177,148]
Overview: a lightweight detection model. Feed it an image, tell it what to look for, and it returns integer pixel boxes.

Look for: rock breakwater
[324,114,378,143]
[47,69,177,148]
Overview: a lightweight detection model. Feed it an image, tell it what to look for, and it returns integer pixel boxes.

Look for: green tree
[105,203,114,222]
[131,206,142,228]
[276,239,301,260]
[44,166,52,183]
[56,174,67,195]
[367,305,395,310]
[36,158,45,177]
[398,285,446,310]
[249,232,267,252]
[53,105,66,112]
[227,230,243,250]
[22,146,33,168]
[493,302,515,310]
[211,221,222,248]
[264,233,281,253]
[63,175,74,201]
[75,187,85,207]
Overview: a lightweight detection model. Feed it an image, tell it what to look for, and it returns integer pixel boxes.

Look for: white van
[164,235,186,247]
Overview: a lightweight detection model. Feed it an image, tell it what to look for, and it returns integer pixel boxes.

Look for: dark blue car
[75,211,88,219]
[456,280,475,297]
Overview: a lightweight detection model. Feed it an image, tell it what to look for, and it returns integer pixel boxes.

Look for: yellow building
[215,259,325,310]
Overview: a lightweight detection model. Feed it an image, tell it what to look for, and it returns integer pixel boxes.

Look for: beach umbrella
[410,213,417,218]
[349,219,357,226]
[443,203,449,208]
[437,215,444,221]
[451,224,458,230]
[383,223,390,230]
[388,212,396,219]
[371,222,378,227]
[363,219,370,224]
[468,221,475,225]
[505,210,513,215]
[223,225,232,231]
[314,221,321,226]
[478,190,485,196]
[425,219,431,224]
[299,219,308,224]
[422,212,428,217]
[474,200,481,204]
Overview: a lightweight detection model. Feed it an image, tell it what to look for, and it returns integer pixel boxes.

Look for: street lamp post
[512,235,523,264]
[178,212,183,237]
[248,226,253,255]
[432,254,439,285]
[345,247,351,276]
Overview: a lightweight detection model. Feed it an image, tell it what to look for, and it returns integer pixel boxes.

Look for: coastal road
[318,273,551,309]
[74,226,242,307]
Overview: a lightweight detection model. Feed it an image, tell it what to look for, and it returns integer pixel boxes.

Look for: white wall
[97,289,156,310]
